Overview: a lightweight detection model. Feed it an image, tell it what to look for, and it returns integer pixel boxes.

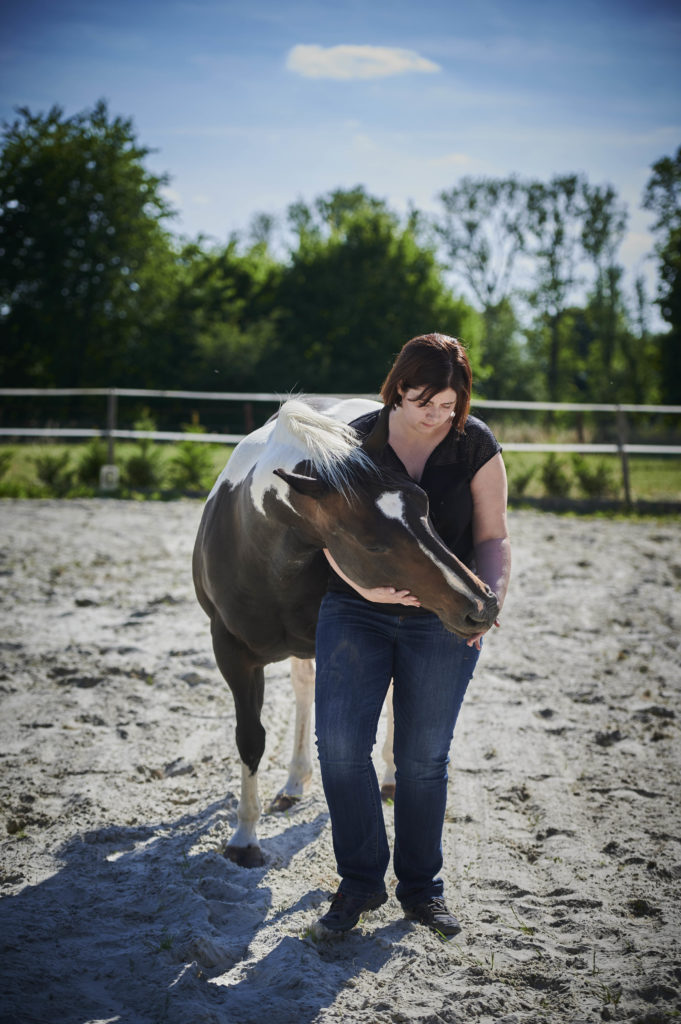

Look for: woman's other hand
[465,619,500,650]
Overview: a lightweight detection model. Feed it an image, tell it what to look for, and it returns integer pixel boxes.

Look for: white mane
[273,399,375,497]
[207,396,378,511]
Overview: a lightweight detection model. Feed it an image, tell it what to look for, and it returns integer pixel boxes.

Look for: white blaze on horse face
[375,490,483,609]
[375,490,405,523]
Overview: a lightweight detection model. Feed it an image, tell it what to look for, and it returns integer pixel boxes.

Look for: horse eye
[365,543,388,554]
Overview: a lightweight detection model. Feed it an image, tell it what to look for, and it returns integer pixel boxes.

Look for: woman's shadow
[0,798,399,1024]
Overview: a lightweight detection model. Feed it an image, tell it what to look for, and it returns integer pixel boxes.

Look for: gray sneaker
[319,890,388,932]
[403,896,461,937]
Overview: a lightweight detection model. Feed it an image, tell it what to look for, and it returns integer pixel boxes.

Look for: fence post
[106,389,117,463]
[99,388,120,491]
[616,405,632,508]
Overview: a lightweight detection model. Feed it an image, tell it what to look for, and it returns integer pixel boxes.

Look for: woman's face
[397,386,458,434]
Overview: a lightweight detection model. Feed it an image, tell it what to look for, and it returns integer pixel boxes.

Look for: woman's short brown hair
[380,333,472,433]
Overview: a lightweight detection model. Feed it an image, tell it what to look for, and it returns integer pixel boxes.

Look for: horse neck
[277,500,327,556]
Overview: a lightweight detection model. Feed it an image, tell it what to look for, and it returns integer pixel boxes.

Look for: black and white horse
[192,397,498,866]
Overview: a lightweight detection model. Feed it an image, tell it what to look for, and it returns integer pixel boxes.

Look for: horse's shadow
[0,799,397,1024]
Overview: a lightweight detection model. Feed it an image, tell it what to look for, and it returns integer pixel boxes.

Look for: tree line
[1,100,679,404]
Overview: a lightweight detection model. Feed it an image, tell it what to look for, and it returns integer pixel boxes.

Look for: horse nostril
[466,600,497,627]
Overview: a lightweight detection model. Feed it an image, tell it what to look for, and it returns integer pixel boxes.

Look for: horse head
[273,462,499,639]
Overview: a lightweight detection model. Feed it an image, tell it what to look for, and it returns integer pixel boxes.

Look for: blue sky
[2,0,680,311]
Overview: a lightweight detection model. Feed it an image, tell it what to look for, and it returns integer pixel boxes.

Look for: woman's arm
[323,549,421,607]
[466,452,512,648]
[471,451,511,609]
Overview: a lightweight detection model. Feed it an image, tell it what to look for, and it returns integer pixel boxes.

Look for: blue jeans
[315,591,480,907]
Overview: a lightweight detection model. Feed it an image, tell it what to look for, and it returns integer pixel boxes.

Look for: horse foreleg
[228,680,267,865]
[380,681,396,802]
[269,656,315,813]
[228,762,265,867]
[211,617,266,867]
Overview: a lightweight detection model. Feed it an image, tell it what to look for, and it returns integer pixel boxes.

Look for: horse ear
[361,404,390,459]
[273,468,329,499]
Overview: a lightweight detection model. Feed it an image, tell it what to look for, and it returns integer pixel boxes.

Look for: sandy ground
[0,498,680,1024]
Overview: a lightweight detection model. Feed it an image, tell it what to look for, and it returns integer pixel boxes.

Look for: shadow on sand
[0,798,400,1024]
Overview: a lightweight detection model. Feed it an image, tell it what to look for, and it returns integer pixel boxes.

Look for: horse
[192,396,499,867]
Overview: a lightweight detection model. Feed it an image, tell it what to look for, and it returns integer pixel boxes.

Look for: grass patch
[0,442,679,505]
[0,441,232,498]
[504,451,681,504]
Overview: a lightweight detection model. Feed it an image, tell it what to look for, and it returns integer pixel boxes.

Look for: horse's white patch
[205,417,303,513]
[376,490,407,524]
[207,399,375,514]
[229,762,261,850]
[206,420,275,503]
[375,491,482,608]
[323,397,381,423]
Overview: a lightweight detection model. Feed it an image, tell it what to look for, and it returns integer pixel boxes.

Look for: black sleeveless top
[327,406,501,613]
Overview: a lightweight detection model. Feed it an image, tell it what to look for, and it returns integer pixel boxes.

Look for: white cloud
[286,44,440,80]
[427,152,473,168]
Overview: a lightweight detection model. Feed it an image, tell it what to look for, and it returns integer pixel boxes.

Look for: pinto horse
[192,397,499,867]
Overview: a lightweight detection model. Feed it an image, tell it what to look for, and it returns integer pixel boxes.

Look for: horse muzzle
[437,591,499,638]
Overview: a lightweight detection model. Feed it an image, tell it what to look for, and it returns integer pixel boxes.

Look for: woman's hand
[322,549,421,606]
[465,619,500,650]
[354,585,421,607]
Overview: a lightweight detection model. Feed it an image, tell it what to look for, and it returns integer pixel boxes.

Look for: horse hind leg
[210,617,266,868]
[380,681,396,802]
[268,656,315,812]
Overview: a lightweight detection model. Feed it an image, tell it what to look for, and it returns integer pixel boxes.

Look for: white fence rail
[2,428,680,458]
[1,387,680,503]
[2,386,680,415]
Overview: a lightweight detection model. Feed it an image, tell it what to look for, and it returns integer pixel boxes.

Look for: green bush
[33,451,73,496]
[507,465,535,500]
[571,455,618,499]
[122,410,165,490]
[167,440,214,491]
[76,438,109,486]
[540,453,571,498]
[0,450,13,481]
[123,449,164,490]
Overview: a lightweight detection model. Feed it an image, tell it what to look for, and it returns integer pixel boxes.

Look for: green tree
[478,297,538,400]
[580,181,628,393]
[642,145,681,402]
[0,100,177,386]
[436,176,527,309]
[158,237,281,391]
[622,275,660,404]
[269,187,482,393]
[525,174,586,401]
[435,177,531,398]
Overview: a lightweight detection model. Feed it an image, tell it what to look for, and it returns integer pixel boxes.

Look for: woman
[315,333,511,936]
